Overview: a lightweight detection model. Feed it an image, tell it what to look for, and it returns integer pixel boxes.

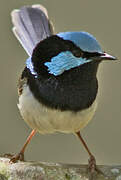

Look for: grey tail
[11,4,54,56]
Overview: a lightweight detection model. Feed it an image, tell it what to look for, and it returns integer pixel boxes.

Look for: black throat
[21,60,100,112]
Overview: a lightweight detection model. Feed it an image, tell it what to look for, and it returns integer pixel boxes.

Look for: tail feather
[11,4,54,56]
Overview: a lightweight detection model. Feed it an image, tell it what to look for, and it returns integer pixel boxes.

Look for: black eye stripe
[82,51,102,59]
[61,38,103,59]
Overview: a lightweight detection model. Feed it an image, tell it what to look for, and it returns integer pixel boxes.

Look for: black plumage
[20,35,100,112]
[10,5,116,167]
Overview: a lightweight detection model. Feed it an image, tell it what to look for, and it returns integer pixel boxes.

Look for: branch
[0,157,121,180]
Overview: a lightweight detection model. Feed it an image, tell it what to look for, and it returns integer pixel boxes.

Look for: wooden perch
[0,157,121,180]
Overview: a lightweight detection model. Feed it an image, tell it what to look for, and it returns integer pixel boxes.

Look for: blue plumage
[57,32,102,53]
[26,57,37,77]
[44,32,102,75]
[44,51,92,76]
[10,4,117,165]
[26,31,103,76]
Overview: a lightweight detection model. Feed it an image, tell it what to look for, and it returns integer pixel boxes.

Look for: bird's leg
[76,131,103,177]
[9,129,36,163]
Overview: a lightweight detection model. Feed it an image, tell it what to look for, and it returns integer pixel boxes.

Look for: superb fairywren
[10,4,116,173]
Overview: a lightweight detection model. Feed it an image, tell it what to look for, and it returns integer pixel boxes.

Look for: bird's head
[27,31,116,77]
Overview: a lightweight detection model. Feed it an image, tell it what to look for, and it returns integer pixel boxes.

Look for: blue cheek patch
[26,52,92,77]
[26,57,37,78]
[44,51,92,76]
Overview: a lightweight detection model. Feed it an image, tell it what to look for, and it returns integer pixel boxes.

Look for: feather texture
[58,32,102,53]
[18,84,97,134]
[44,51,92,76]
[11,4,54,56]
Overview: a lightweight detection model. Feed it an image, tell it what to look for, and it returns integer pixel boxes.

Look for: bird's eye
[72,49,83,58]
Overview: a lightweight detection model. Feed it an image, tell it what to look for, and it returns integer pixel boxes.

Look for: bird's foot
[8,152,24,163]
[88,155,104,180]
[4,152,24,163]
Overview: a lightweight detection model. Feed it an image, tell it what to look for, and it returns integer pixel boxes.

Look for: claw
[9,152,24,163]
[8,130,36,163]
[88,155,104,180]
[88,155,96,173]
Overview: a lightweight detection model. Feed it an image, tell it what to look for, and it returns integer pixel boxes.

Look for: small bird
[10,4,116,173]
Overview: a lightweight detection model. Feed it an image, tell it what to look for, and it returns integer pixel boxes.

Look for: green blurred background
[0,0,121,165]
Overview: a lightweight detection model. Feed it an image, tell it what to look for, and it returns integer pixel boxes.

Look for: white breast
[18,84,97,134]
